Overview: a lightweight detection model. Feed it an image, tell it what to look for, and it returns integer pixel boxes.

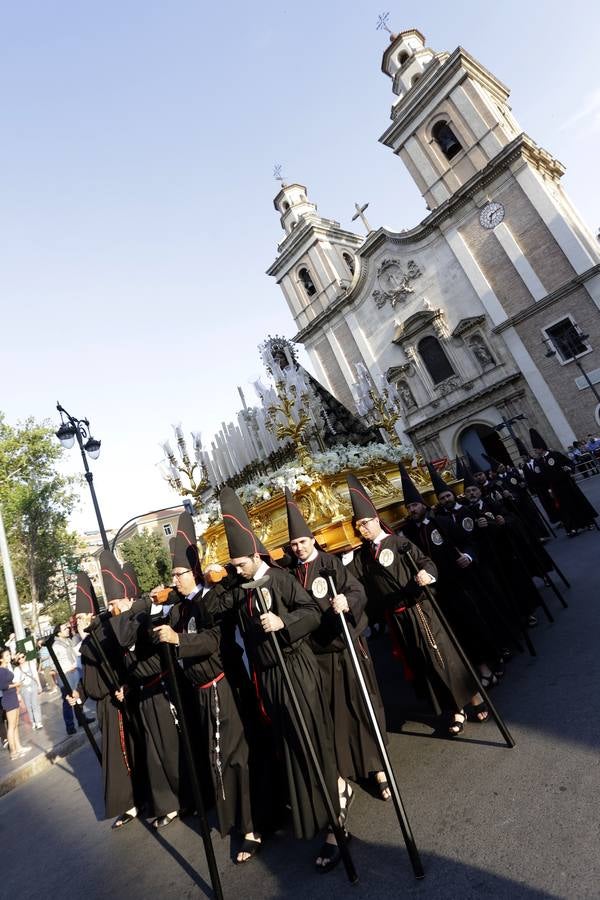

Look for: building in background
[268,28,600,465]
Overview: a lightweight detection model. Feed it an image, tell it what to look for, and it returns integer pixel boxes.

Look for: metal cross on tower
[352,202,372,233]
[376,12,392,34]
[273,163,285,184]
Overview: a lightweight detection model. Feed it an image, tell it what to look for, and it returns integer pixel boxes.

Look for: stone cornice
[492,263,600,333]
[404,373,523,437]
[293,134,562,344]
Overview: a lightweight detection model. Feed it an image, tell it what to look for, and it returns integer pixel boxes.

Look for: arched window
[418,335,454,384]
[282,201,290,211]
[398,51,409,65]
[432,120,462,160]
[342,252,355,275]
[298,267,317,297]
[411,73,421,86]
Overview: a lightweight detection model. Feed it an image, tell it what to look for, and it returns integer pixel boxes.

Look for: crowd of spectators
[566,433,600,476]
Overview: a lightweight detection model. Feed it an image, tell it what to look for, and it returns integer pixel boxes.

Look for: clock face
[479,201,505,230]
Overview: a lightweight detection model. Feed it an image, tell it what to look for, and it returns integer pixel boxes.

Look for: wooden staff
[320,565,424,880]
[44,635,102,764]
[242,575,359,885]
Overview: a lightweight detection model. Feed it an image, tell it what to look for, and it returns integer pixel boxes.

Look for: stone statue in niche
[468,335,495,368]
[397,380,417,409]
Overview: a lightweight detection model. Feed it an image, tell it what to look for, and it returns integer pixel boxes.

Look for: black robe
[531,451,597,532]
[292,549,387,781]
[349,535,476,713]
[110,599,184,818]
[402,515,502,666]
[168,589,254,837]
[220,565,340,840]
[80,626,136,819]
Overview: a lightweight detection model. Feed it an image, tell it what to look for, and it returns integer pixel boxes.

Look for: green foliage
[120,529,171,593]
[0,413,80,639]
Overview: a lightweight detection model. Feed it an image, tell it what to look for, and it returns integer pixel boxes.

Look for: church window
[398,51,409,65]
[298,267,317,297]
[343,252,355,275]
[545,318,589,362]
[411,73,421,86]
[282,202,290,211]
[418,335,454,384]
[432,120,462,160]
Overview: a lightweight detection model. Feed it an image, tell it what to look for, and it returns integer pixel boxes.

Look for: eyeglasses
[356,517,377,528]
[173,570,191,579]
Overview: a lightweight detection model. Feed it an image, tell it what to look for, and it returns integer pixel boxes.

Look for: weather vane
[273,163,285,183]
[376,12,392,34]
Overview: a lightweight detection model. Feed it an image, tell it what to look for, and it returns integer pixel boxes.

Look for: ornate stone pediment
[451,315,486,339]
[372,259,422,309]
[392,308,445,345]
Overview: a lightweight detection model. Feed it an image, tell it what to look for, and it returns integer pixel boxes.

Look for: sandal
[448,712,466,736]
[154,811,178,829]
[236,837,262,864]
[466,701,489,723]
[338,780,355,824]
[112,811,137,829]
[374,774,392,801]
[315,828,352,873]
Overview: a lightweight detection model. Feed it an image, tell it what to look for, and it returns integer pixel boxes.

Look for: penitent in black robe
[110,599,184,818]
[349,535,476,713]
[168,589,254,837]
[80,626,137,819]
[533,451,597,532]
[221,565,340,840]
[292,549,387,781]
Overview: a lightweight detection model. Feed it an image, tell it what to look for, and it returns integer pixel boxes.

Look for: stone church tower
[267,28,600,463]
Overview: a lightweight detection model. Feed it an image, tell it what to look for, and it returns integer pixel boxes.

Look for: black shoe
[66,726,77,735]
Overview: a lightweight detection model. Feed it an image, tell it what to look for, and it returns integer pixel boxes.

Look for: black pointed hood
[171,512,202,582]
[347,473,379,521]
[466,451,485,475]
[399,463,425,506]
[122,562,141,599]
[220,486,268,559]
[427,461,453,498]
[529,428,548,452]
[74,571,100,615]
[99,550,128,602]
[456,456,476,490]
[285,487,313,540]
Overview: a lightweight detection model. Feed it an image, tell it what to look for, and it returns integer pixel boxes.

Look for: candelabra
[161,427,211,505]
[258,338,315,469]
[352,365,403,447]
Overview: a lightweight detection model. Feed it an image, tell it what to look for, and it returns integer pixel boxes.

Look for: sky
[1,0,599,533]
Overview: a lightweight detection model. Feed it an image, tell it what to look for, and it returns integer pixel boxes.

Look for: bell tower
[267,182,363,334]
[379,29,522,210]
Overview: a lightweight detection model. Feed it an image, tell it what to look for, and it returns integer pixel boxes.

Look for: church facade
[267,28,600,464]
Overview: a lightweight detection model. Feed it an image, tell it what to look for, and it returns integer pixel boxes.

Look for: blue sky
[1,1,599,532]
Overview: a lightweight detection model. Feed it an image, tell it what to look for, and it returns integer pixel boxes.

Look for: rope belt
[139,670,168,691]
[195,671,225,690]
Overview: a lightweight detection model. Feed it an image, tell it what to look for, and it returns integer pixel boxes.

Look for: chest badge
[431,529,444,546]
[462,517,474,532]
[311,576,329,599]
[379,548,394,567]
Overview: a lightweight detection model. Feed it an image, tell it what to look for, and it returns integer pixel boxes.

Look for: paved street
[3,480,600,899]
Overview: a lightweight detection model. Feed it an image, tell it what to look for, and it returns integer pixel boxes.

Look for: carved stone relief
[372,259,422,309]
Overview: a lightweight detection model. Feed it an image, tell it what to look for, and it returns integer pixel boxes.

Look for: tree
[119,529,171,593]
[0,414,80,639]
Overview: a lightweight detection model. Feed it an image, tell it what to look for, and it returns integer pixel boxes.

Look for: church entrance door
[458,424,511,469]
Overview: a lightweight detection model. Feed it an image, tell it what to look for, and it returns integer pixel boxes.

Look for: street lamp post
[55,402,109,551]
[543,325,600,407]
[493,412,528,443]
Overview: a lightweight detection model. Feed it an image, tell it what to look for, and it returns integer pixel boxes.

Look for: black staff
[394,544,515,749]
[320,566,424,880]
[44,635,102,763]
[85,616,142,746]
[160,642,224,900]
[243,575,359,886]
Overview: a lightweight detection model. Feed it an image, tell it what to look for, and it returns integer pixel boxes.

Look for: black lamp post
[542,324,600,407]
[55,402,109,551]
[493,412,527,442]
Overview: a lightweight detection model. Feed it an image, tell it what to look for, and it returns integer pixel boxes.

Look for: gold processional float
[160,337,463,566]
